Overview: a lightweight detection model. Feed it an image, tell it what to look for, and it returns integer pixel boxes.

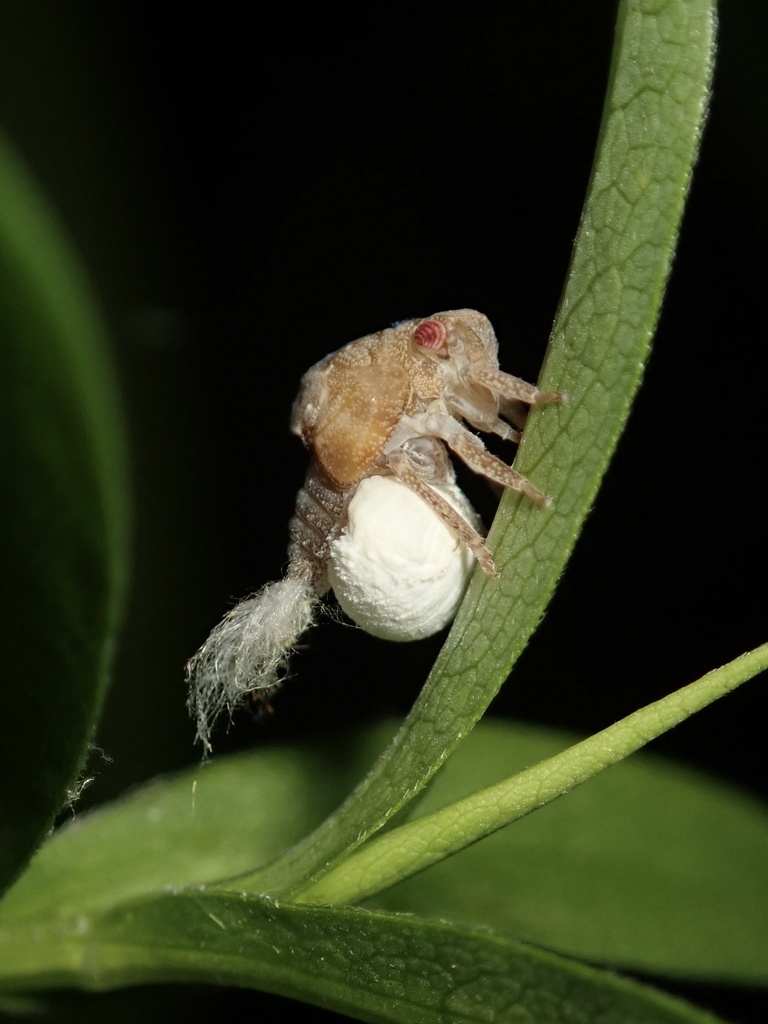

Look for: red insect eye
[414,320,446,350]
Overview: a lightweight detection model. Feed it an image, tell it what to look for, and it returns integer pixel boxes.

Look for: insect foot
[186,309,558,747]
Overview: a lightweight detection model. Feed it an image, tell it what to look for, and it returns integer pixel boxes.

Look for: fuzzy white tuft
[328,475,479,642]
[185,575,316,750]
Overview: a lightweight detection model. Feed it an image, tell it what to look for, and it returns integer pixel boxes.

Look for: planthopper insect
[186,309,560,748]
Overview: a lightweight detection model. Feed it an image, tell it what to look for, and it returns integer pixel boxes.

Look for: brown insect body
[289,308,560,580]
[187,309,558,748]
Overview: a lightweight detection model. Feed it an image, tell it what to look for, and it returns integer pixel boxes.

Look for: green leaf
[0,894,729,1024]
[5,699,765,986]
[0,135,129,893]
[0,727,395,926]
[240,0,717,898]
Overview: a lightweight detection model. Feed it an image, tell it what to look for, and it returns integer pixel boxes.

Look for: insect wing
[309,360,410,488]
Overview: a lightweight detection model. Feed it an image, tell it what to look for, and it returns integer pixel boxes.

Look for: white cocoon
[328,475,480,642]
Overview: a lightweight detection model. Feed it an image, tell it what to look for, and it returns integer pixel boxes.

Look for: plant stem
[294,642,768,906]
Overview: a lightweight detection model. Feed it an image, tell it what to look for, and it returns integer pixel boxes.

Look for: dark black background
[0,2,766,1021]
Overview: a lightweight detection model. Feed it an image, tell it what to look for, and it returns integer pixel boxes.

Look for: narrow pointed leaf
[242,0,717,897]
[0,894,729,1024]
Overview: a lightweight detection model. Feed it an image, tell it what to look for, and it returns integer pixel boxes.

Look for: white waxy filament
[328,475,480,641]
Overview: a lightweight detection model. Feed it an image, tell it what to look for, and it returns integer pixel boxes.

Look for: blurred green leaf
[0,135,129,893]
[4,709,765,986]
[241,0,717,899]
[0,893,730,1023]
[0,726,394,925]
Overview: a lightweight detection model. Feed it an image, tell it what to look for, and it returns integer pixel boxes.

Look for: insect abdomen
[288,460,351,589]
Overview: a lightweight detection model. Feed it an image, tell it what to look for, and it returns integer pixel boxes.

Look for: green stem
[294,643,768,906]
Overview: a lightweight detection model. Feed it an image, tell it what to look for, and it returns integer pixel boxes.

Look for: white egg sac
[327,474,481,642]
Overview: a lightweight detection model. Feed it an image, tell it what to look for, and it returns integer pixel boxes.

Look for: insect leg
[384,450,498,577]
[424,415,551,507]
[471,366,562,407]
